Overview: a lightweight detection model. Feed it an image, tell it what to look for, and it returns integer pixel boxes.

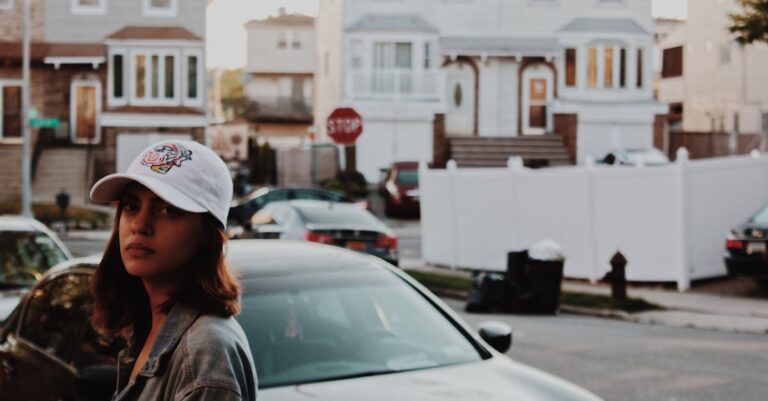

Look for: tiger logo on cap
[141,143,193,174]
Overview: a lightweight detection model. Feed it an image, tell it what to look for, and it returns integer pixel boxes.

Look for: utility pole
[21,0,32,217]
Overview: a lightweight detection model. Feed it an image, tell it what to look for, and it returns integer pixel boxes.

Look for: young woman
[89,140,257,401]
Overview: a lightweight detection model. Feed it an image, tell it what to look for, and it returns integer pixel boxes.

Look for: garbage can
[505,250,529,311]
[465,272,508,313]
[526,239,565,314]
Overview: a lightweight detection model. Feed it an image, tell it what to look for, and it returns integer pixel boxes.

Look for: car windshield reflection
[0,232,69,287]
[238,270,482,388]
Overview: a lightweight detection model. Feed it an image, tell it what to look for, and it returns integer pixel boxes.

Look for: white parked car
[0,215,72,323]
[600,148,670,166]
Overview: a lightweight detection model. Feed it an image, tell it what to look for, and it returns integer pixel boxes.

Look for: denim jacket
[112,303,257,401]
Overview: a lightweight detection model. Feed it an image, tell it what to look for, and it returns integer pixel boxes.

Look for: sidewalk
[401,258,768,335]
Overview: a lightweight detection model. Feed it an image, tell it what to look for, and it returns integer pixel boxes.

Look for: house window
[636,48,643,88]
[187,55,198,99]
[165,55,175,99]
[350,40,363,69]
[424,42,432,69]
[143,0,176,17]
[0,0,13,10]
[565,48,576,87]
[587,47,598,88]
[292,32,301,49]
[662,46,683,78]
[734,112,739,134]
[112,54,124,99]
[762,113,768,135]
[131,50,179,105]
[619,48,627,87]
[719,43,731,65]
[373,42,412,69]
[71,0,106,14]
[1,85,22,139]
[278,32,287,49]
[135,54,146,98]
[604,48,614,88]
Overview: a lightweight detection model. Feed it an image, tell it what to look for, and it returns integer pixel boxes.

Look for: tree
[729,0,768,44]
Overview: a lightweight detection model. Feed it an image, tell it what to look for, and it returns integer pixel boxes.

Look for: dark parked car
[243,200,399,266]
[229,187,369,227]
[379,161,420,217]
[0,215,72,323]
[725,202,768,287]
[0,241,603,401]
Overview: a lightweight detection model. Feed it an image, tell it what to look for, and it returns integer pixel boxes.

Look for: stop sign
[326,107,363,146]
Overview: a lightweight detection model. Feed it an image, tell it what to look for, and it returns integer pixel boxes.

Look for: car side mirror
[75,364,117,401]
[478,321,512,353]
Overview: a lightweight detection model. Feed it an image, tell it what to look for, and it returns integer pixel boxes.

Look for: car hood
[0,289,26,323]
[260,356,602,401]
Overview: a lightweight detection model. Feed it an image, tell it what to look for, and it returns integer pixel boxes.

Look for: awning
[347,14,438,33]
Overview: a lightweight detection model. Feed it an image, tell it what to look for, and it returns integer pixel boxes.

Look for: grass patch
[404,269,663,313]
[0,202,111,229]
[561,291,663,313]
[404,269,472,292]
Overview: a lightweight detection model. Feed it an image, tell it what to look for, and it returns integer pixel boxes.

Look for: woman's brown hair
[91,203,241,338]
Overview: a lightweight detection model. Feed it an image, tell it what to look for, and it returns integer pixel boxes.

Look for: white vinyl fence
[420,150,768,290]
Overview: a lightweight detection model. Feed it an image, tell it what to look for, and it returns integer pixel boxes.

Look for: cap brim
[90,173,207,214]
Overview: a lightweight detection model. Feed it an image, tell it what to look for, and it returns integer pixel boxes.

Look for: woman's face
[118,183,204,283]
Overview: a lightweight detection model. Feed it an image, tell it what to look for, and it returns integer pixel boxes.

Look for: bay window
[108,47,202,107]
[572,45,642,91]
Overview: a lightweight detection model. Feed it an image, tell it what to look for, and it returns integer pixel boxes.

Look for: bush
[321,170,369,199]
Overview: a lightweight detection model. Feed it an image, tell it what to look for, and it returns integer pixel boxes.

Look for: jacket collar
[139,302,201,377]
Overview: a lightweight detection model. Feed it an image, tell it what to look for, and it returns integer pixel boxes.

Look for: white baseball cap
[90,140,233,227]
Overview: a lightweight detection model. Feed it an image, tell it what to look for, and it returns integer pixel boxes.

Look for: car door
[0,273,93,401]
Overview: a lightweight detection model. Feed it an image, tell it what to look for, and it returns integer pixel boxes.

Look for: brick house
[0,0,207,206]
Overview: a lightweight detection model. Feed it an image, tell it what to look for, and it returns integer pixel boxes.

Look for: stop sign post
[326,107,363,173]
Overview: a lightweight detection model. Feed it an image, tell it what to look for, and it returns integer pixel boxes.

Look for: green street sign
[30,118,60,129]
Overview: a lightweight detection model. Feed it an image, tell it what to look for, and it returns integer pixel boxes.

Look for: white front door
[445,64,474,136]
[522,66,554,135]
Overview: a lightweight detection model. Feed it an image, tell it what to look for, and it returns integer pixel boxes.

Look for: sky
[206,0,688,69]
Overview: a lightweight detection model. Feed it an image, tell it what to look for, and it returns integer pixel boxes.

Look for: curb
[423,284,768,335]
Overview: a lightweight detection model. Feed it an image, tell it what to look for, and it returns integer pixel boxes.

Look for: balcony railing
[349,69,442,101]
[245,96,313,123]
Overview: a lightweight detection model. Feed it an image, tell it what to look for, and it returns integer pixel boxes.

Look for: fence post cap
[750,149,761,158]
[675,147,689,162]
[507,156,524,170]
[447,160,458,171]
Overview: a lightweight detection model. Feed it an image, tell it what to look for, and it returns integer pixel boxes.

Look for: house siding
[44,0,205,43]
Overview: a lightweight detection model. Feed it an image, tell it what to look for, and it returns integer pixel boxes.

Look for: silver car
[0,240,601,401]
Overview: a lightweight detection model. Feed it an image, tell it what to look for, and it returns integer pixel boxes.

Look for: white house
[316,0,666,181]
[657,0,768,137]
[244,9,315,149]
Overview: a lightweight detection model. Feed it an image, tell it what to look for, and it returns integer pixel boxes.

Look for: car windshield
[395,169,419,185]
[237,270,483,388]
[751,204,768,224]
[297,204,381,227]
[0,231,68,287]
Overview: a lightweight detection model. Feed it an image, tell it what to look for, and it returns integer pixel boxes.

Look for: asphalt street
[445,297,768,401]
